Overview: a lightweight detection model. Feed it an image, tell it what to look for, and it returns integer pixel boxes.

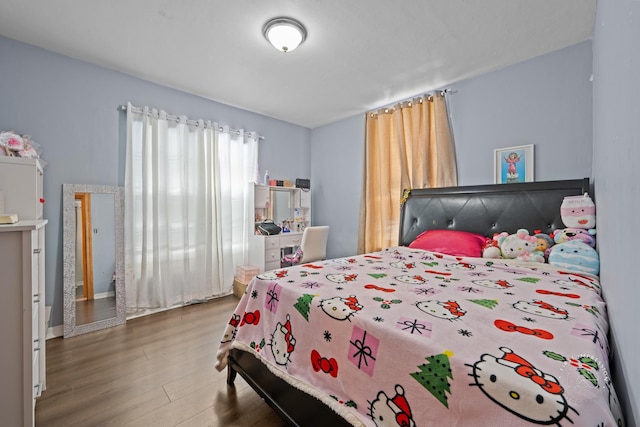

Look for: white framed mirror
[269,187,294,227]
[63,184,125,337]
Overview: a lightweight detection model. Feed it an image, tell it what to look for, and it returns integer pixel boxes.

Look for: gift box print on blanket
[216,247,624,426]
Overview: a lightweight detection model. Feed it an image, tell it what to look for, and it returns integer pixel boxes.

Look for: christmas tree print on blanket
[294,294,315,321]
[411,351,453,408]
[468,299,499,309]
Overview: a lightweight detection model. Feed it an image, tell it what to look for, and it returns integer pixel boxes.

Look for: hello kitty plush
[497,229,544,263]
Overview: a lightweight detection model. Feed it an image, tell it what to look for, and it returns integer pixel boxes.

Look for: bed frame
[226,178,590,427]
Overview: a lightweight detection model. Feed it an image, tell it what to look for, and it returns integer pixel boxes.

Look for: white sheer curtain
[124,103,258,314]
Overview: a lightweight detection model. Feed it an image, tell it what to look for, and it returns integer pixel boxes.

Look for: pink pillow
[408,229,487,257]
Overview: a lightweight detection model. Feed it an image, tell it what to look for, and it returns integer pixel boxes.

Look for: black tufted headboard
[398,178,590,246]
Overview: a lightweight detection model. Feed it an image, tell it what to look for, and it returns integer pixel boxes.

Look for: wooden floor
[36,296,285,427]
[75,296,117,325]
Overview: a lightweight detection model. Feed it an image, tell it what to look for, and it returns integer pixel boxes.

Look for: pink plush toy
[558,193,597,248]
[561,193,596,229]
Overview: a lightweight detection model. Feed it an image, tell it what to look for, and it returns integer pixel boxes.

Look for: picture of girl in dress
[495,145,533,184]
[504,152,521,182]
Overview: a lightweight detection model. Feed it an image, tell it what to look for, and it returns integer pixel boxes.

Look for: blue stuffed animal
[548,240,599,275]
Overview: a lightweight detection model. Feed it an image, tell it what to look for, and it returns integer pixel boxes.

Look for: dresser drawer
[264,236,280,250]
[280,234,302,247]
[265,248,280,264]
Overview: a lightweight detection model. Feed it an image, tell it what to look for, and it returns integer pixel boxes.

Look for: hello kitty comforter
[215,247,624,427]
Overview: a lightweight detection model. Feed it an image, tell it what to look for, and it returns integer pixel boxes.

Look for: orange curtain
[358,93,457,253]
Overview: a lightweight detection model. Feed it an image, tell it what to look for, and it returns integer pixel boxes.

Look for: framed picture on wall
[494,144,534,184]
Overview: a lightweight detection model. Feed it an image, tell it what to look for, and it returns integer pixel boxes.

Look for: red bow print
[536,289,580,299]
[311,350,339,377]
[364,284,395,293]
[494,319,553,340]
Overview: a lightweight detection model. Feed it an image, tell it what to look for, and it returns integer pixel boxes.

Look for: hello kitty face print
[468,347,574,425]
[446,262,476,270]
[326,273,358,284]
[257,270,288,280]
[390,260,417,271]
[560,193,596,229]
[368,384,416,427]
[319,295,363,321]
[269,314,296,366]
[472,279,513,290]
[395,275,426,285]
[513,300,569,320]
[416,300,466,320]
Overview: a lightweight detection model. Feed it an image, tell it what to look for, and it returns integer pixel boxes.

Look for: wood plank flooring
[36,296,285,427]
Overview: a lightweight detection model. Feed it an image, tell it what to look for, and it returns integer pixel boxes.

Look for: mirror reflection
[269,188,293,227]
[74,192,116,325]
[63,184,125,338]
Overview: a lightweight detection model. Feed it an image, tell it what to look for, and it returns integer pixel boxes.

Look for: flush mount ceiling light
[263,17,307,53]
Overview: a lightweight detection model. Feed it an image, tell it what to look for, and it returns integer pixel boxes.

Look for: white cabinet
[0,157,45,220]
[0,220,47,427]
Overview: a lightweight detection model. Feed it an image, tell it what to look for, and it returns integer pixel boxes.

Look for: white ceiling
[0,1,596,129]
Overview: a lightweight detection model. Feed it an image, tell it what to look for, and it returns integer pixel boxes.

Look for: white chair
[282,226,329,265]
[299,226,330,263]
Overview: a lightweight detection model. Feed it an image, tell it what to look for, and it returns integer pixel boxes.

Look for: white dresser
[0,220,47,426]
[251,232,304,272]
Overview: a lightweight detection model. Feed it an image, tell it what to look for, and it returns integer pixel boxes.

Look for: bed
[215,178,625,427]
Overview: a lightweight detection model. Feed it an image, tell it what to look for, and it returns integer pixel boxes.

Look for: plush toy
[533,231,555,260]
[482,237,502,259]
[496,229,545,263]
[548,240,599,275]
[0,131,24,156]
[561,193,596,229]
[553,228,596,247]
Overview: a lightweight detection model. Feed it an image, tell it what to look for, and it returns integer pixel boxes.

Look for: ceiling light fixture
[263,17,307,53]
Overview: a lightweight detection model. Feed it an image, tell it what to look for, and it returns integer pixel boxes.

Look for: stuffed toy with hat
[533,231,555,261]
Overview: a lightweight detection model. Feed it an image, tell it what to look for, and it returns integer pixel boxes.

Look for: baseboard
[47,324,63,339]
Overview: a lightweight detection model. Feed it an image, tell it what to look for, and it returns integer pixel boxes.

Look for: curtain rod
[119,104,264,141]
[369,88,456,116]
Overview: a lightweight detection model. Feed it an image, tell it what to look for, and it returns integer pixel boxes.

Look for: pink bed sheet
[216,247,624,426]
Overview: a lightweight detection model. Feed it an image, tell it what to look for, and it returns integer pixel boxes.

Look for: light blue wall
[0,36,311,328]
[593,2,640,425]
[447,41,593,185]
[312,41,593,259]
[310,115,365,258]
